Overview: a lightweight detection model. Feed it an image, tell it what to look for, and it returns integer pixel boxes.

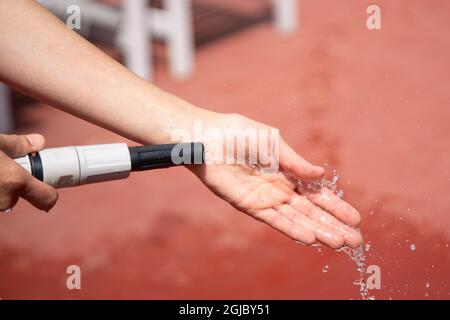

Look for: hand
[191,114,362,249]
[0,134,58,212]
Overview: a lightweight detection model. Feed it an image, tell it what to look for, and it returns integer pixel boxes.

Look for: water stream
[297,170,374,300]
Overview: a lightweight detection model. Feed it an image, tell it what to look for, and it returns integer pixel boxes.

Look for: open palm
[191,115,362,249]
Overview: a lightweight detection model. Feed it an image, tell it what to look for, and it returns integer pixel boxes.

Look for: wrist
[124,81,222,145]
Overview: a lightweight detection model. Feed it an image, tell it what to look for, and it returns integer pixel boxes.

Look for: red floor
[0,0,449,299]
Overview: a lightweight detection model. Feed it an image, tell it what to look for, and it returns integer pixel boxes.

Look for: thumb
[0,134,46,158]
[279,139,324,181]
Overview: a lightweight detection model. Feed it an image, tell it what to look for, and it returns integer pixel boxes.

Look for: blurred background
[0,0,449,299]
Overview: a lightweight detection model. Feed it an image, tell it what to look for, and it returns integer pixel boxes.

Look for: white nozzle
[36,143,131,188]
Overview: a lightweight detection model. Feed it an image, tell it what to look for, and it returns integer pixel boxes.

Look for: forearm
[0,0,214,144]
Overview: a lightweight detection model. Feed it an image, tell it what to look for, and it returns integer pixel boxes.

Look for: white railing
[38,0,195,80]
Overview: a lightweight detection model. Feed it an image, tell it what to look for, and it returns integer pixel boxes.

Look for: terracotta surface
[0,0,449,299]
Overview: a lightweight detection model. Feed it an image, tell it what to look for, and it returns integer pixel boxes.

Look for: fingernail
[25,135,34,146]
[311,165,324,174]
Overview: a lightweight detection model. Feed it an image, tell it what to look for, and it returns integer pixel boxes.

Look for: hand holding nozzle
[0,134,58,212]
[14,142,204,189]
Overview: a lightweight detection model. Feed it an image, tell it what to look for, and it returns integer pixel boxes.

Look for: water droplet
[322,265,329,273]
[425,282,430,288]
[341,244,371,300]
[410,244,416,252]
[365,243,371,252]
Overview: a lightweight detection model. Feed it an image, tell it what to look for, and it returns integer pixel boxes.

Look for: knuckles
[2,176,25,193]
[0,195,19,211]
[1,167,26,192]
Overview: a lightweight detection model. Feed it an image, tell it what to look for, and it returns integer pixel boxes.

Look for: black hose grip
[129,142,204,171]
[29,153,44,181]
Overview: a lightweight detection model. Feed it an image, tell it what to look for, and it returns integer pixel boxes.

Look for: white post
[120,0,152,80]
[165,0,195,79]
[0,84,13,133]
[273,0,298,34]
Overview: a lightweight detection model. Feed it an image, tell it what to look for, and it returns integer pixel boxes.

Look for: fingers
[289,193,363,248]
[253,204,347,249]
[302,187,361,227]
[0,153,58,211]
[277,204,345,249]
[0,133,46,158]
[253,208,316,245]
[19,173,59,211]
[279,139,324,181]
[0,189,19,211]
